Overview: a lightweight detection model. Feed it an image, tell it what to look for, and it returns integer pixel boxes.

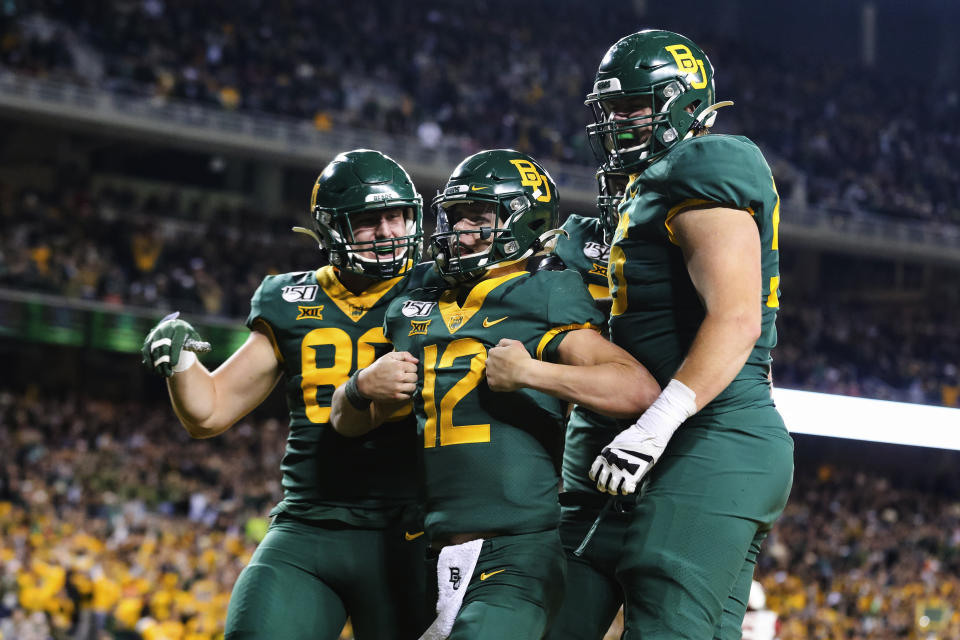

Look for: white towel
[418,538,485,640]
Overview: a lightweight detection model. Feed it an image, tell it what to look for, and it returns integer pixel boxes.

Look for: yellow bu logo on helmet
[508,159,552,203]
[664,44,708,90]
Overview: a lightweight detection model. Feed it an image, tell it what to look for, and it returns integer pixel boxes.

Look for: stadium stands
[2,2,959,639]
[3,177,956,407]
[0,389,286,640]
[3,1,959,225]
[759,461,960,638]
[2,390,958,639]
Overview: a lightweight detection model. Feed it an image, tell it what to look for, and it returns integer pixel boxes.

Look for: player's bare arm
[670,205,762,411]
[591,205,763,495]
[168,328,282,438]
[330,350,419,437]
[485,329,659,418]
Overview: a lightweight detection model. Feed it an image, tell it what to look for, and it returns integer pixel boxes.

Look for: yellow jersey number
[422,338,490,448]
[609,204,631,317]
[300,327,411,424]
[766,177,781,309]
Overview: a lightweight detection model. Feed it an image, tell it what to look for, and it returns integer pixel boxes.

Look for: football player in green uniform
[582,31,795,639]
[141,150,433,639]
[548,171,635,639]
[331,149,659,639]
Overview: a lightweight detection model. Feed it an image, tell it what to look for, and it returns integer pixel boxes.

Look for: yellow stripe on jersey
[251,317,284,364]
[437,270,527,334]
[770,176,781,251]
[535,322,599,360]
[663,199,756,245]
[314,265,406,322]
[587,284,610,300]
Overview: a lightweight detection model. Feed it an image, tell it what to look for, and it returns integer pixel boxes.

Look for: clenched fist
[485,339,533,392]
[357,351,420,402]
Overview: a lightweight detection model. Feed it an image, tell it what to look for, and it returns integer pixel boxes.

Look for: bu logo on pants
[449,567,462,590]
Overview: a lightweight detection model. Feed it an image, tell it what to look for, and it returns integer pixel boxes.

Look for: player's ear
[530,254,567,272]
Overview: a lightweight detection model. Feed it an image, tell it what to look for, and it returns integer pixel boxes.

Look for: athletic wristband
[344,370,372,411]
[630,378,697,441]
[171,349,197,373]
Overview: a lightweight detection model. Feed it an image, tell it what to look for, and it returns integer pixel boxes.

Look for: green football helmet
[585,30,730,173]
[299,149,423,279]
[429,149,559,283]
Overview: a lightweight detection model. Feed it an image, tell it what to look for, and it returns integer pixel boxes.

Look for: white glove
[590,379,697,495]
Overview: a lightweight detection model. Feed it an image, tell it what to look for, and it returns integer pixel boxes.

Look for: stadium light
[774,388,960,450]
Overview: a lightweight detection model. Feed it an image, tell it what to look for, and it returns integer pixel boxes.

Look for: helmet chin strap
[537,228,569,253]
[292,226,323,246]
[685,100,735,138]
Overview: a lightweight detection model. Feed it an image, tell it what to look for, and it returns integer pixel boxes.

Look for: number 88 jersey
[246,264,425,527]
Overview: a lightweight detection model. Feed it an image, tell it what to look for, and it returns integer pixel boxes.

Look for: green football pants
[224,514,431,640]
[445,529,567,640]
[618,418,794,640]
[545,504,631,640]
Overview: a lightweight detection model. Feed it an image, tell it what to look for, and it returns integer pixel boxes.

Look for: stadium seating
[3,1,959,225]
[2,4,959,639]
[2,391,958,639]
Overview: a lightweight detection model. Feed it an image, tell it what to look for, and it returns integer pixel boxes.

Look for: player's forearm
[673,311,760,412]
[166,364,231,438]
[517,359,658,419]
[330,386,378,437]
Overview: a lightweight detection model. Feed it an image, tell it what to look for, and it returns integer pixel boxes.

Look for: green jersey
[554,215,623,494]
[608,134,782,421]
[247,264,435,526]
[555,215,611,303]
[384,264,605,539]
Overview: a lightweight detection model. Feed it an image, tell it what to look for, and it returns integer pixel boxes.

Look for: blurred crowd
[775,301,960,408]
[3,2,960,640]
[0,388,286,640]
[2,0,960,225]
[2,179,958,409]
[758,463,960,639]
[2,388,959,639]
[0,182,314,318]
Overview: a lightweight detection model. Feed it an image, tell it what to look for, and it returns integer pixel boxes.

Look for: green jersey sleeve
[244,273,309,362]
[555,215,611,300]
[245,278,269,329]
[535,269,605,362]
[659,135,777,242]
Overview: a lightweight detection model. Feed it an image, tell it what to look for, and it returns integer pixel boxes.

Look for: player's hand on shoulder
[589,421,667,495]
[141,312,209,378]
[485,339,532,392]
[357,351,419,402]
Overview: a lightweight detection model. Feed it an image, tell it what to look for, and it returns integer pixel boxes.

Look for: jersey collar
[315,265,405,323]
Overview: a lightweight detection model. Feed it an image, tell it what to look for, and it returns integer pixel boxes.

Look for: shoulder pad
[561,214,589,230]
[654,135,774,212]
[529,253,568,272]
